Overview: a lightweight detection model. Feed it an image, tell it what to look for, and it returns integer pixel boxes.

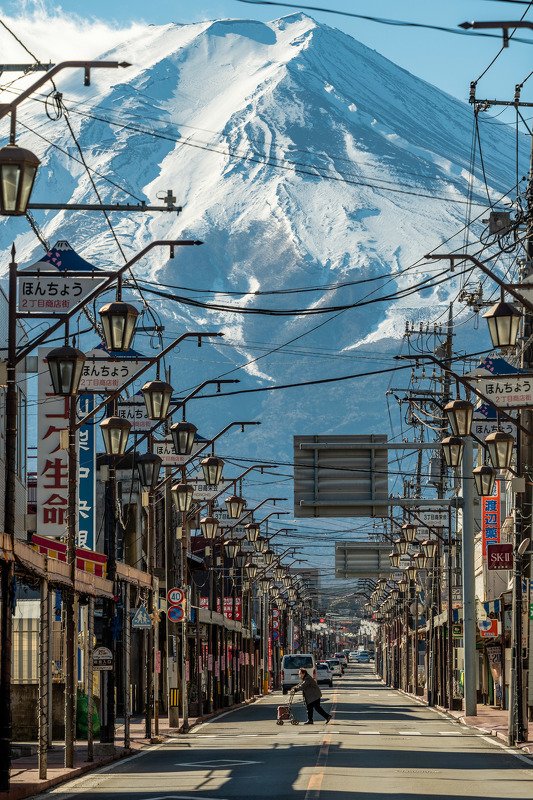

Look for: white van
[280,653,316,695]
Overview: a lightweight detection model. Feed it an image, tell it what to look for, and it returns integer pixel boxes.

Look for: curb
[1,695,266,800]
[397,685,533,753]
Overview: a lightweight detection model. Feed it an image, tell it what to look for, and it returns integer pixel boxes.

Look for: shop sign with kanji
[474,374,533,409]
[482,482,500,556]
[79,347,146,392]
[17,240,106,313]
[153,438,205,466]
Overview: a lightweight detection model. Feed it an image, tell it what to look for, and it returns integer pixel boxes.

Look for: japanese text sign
[482,482,500,557]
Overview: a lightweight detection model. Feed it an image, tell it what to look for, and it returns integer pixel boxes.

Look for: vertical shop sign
[77,393,95,549]
[482,481,500,556]
[37,348,70,538]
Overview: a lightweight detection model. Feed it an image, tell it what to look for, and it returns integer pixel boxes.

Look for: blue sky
[2,0,530,104]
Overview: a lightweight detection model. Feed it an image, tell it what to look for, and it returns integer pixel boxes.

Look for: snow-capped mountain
[1,13,527,477]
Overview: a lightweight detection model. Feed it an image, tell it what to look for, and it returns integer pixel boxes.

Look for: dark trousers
[306,698,329,722]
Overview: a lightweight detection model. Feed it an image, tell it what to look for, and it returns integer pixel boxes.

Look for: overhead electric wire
[474,0,533,83]
[235,0,533,43]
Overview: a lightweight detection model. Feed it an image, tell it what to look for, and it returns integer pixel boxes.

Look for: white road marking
[398,731,422,735]
[438,730,461,736]
[479,734,533,767]
[175,759,261,767]
[359,730,380,735]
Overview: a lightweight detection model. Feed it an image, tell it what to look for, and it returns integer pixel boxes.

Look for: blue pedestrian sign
[132,604,152,629]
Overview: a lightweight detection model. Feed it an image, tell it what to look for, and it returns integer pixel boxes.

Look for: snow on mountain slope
[0,14,527,465]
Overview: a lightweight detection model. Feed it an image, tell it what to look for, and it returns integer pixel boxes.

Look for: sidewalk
[442,703,533,754]
[1,715,191,800]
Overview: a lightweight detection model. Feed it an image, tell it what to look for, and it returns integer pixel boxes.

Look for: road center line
[304,689,338,800]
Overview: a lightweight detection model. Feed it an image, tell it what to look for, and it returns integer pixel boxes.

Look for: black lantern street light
[200,515,219,540]
[100,416,131,456]
[245,561,258,579]
[441,435,465,468]
[407,565,417,582]
[46,345,86,396]
[141,379,173,421]
[136,453,162,491]
[421,539,438,560]
[225,494,246,520]
[0,144,40,216]
[389,552,401,569]
[445,398,474,437]
[170,420,197,456]
[485,431,515,470]
[264,549,276,566]
[224,540,240,559]
[171,481,194,514]
[484,300,521,349]
[401,522,418,543]
[99,301,139,352]
[201,455,224,486]
[473,464,497,497]
[256,537,269,553]
[245,522,261,542]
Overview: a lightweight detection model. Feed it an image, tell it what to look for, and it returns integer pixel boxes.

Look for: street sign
[167,587,185,606]
[132,604,152,629]
[93,646,113,671]
[189,476,233,501]
[472,416,516,442]
[473,374,533,409]
[153,438,205,466]
[79,348,146,393]
[117,394,153,432]
[487,543,513,570]
[452,624,462,638]
[168,605,185,623]
[416,509,448,527]
[294,434,389,518]
[17,240,106,313]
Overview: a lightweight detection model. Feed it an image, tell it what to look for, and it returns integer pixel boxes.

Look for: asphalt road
[35,665,533,800]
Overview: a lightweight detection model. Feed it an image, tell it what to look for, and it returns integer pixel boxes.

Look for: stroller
[276,689,300,725]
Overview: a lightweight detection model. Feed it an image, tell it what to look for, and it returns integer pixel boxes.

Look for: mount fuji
[0,14,527,515]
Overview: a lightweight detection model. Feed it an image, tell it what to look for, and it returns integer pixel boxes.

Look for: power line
[234,0,533,43]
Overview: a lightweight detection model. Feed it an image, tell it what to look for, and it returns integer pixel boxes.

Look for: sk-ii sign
[487,543,513,571]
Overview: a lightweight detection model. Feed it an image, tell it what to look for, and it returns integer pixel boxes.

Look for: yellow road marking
[304,689,337,800]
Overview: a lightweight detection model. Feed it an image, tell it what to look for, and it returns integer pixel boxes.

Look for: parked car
[327,658,343,677]
[316,661,333,687]
[281,653,317,694]
[355,650,371,664]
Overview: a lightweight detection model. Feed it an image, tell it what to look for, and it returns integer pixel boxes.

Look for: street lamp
[136,453,162,491]
[414,552,427,571]
[421,539,438,560]
[485,431,514,470]
[225,494,246,519]
[100,416,131,455]
[445,399,474,437]
[141,379,173,420]
[200,515,219,540]
[401,522,418,543]
[389,552,401,569]
[224,540,240,559]
[171,481,194,513]
[46,345,86,396]
[407,565,417,581]
[264,549,276,566]
[259,577,271,592]
[245,522,261,542]
[483,301,521,349]
[99,301,139,351]
[170,420,197,455]
[473,465,497,497]
[256,537,268,553]
[245,562,258,579]
[0,143,40,216]
[393,537,407,554]
[201,456,224,486]
[441,435,464,468]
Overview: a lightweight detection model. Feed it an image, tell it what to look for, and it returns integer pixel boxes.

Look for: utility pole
[510,132,533,745]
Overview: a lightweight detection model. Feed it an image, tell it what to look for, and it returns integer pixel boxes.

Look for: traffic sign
[168,605,185,623]
[132,604,152,629]
[93,646,113,670]
[167,587,185,606]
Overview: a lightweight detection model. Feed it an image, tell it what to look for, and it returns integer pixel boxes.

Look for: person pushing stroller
[292,668,332,725]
